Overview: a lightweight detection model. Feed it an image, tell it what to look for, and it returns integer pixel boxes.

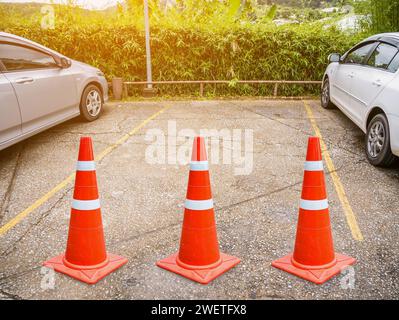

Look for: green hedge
[2,23,360,96]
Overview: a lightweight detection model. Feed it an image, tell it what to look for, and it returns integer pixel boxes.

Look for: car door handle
[15,77,34,84]
[348,73,354,78]
[372,80,382,87]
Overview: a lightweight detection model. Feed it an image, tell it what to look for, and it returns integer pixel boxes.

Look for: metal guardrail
[111,80,323,98]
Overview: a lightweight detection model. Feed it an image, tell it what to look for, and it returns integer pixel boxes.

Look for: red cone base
[272,253,356,284]
[157,252,241,285]
[44,253,128,284]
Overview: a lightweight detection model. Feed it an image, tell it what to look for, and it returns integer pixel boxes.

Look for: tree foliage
[355,0,399,33]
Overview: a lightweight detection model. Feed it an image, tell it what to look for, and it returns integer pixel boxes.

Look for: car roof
[0,32,64,57]
[364,32,399,47]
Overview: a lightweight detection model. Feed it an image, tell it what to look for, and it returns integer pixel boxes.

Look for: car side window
[0,43,57,72]
[344,43,376,65]
[387,53,399,73]
[367,43,398,70]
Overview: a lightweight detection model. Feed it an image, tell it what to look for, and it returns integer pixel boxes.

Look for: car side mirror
[59,57,72,69]
[328,53,341,63]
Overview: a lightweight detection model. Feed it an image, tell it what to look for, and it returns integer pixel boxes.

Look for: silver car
[0,32,108,151]
[322,32,399,167]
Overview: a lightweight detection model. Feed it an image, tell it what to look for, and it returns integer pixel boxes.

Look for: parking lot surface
[0,99,398,299]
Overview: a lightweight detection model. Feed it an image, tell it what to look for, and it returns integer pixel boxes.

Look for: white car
[322,32,399,167]
[0,32,108,151]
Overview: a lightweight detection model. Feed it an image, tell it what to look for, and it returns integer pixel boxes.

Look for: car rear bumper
[388,113,399,156]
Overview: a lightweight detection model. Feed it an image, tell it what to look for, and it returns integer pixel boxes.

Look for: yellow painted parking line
[303,101,363,241]
[0,105,171,237]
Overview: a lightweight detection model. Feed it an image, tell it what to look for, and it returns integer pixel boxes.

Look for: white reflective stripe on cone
[184,199,214,211]
[72,199,101,211]
[76,161,96,171]
[190,161,209,171]
[300,199,329,211]
[304,161,324,172]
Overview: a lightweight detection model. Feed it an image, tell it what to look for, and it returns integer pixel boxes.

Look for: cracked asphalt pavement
[0,99,398,299]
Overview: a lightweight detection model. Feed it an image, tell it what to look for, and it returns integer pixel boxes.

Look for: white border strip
[185,199,214,211]
[76,161,96,171]
[72,199,101,211]
[190,161,209,171]
[300,199,329,211]
[304,161,324,172]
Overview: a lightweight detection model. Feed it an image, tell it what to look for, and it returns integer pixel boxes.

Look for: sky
[0,0,124,10]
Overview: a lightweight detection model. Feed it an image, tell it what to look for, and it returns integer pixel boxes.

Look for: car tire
[80,84,103,122]
[321,78,335,109]
[365,113,397,167]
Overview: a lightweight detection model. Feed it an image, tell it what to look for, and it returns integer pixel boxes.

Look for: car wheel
[80,84,103,122]
[321,78,335,109]
[365,113,397,167]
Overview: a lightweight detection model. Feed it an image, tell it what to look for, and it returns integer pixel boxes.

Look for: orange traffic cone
[44,137,127,284]
[272,137,356,284]
[157,136,240,284]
